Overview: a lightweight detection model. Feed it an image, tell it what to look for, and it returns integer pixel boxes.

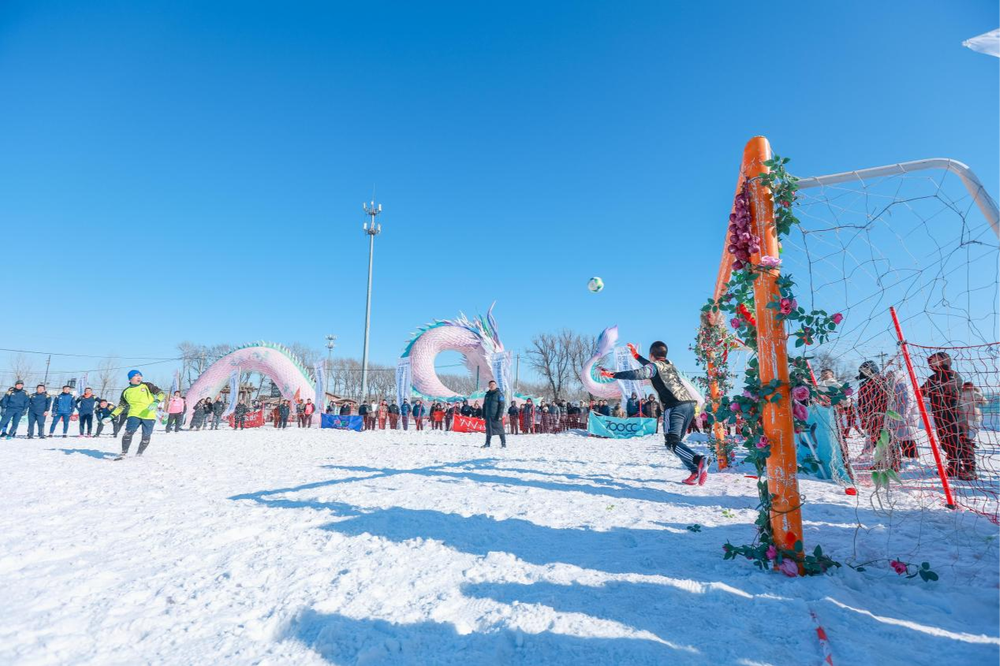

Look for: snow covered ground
[1,427,997,665]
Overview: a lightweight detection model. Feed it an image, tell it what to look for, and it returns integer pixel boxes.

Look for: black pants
[95,419,107,437]
[280,416,289,428]
[237,416,246,430]
[166,413,183,432]
[27,412,45,437]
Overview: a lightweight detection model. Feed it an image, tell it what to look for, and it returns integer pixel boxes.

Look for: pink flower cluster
[779,298,797,316]
[728,182,760,271]
[890,560,908,575]
[792,384,810,424]
[759,255,781,269]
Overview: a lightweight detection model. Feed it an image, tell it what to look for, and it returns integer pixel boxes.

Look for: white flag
[963,29,1000,58]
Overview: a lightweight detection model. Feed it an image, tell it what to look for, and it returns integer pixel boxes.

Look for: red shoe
[681,471,699,485]
[697,457,709,486]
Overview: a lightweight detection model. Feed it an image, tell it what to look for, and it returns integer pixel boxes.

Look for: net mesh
[723,162,999,575]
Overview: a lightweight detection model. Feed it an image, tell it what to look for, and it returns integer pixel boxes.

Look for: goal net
[784,158,999,576]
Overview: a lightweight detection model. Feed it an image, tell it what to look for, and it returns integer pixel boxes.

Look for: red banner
[228,409,266,429]
[452,415,486,433]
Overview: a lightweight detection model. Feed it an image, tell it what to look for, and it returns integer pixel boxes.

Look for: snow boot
[682,457,707,486]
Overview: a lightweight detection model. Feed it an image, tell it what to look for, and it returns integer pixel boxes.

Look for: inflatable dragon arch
[580,325,704,405]
[399,303,533,403]
[182,342,319,425]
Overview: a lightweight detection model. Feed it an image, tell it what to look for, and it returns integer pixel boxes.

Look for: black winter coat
[483,389,504,421]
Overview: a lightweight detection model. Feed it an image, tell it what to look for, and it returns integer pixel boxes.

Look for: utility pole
[360,199,382,401]
[515,353,520,392]
[325,334,337,398]
[43,355,51,385]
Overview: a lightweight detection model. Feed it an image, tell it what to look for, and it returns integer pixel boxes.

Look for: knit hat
[127,369,142,381]
[856,360,879,380]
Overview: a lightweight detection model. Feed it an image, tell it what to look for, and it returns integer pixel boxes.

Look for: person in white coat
[885,370,919,460]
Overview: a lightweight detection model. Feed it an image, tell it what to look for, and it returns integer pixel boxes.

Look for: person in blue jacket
[94,399,114,437]
[49,385,76,438]
[400,399,411,430]
[75,387,97,437]
[1,380,29,439]
[411,399,425,431]
[26,384,51,439]
[626,392,640,418]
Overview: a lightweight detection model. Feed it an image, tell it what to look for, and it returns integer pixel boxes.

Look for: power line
[0,346,179,361]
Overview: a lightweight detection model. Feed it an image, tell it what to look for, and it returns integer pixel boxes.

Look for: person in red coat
[922,352,971,479]
[856,361,897,470]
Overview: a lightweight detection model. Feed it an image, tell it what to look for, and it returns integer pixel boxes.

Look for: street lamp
[360,200,382,401]
[325,334,337,398]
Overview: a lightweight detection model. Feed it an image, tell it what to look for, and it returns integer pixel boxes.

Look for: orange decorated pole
[745,136,805,562]
[712,137,805,563]
[707,349,728,469]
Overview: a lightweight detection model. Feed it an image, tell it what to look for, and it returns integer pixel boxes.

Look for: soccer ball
[588,277,604,293]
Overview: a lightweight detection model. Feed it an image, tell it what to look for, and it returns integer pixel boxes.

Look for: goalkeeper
[111,369,165,460]
[600,341,708,485]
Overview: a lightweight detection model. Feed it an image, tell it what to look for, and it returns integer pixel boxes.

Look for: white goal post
[796,158,999,238]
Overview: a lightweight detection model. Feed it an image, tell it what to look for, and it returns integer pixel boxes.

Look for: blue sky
[1,0,997,386]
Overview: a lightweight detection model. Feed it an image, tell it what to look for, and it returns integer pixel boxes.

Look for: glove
[598,368,616,380]
[627,343,641,360]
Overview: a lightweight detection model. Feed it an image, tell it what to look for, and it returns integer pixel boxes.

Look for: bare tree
[330,358,363,398]
[287,343,323,371]
[438,372,477,396]
[96,356,119,398]
[526,329,591,400]
[178,342,232,386]
[178,341,206,386]
[10,353,34,386]
[810,349,851,383]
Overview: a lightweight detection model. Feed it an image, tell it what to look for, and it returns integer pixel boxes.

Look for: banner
[228,409,265,429]
[587,412,657,439]
[489,351,513,402]
[321,414,363,431]
[223,370,239,418]
[76,372,88,397]
[314,362,325,412]
[452,414,486,433]
[396,358,411,408]
[614,347,644,403]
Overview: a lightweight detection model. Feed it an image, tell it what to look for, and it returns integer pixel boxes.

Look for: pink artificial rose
[759,255,781,268]
[756,439,767,449]
[766,545,777,560]
[791,385,811,402]
[890,560,908,575]
[731,401,742,413]
[831,312,844,325]
[730,318,742,329]
[793,402,809,422]
[778,559,799,577]
[844,387,854,397]
[779,298,794,315]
